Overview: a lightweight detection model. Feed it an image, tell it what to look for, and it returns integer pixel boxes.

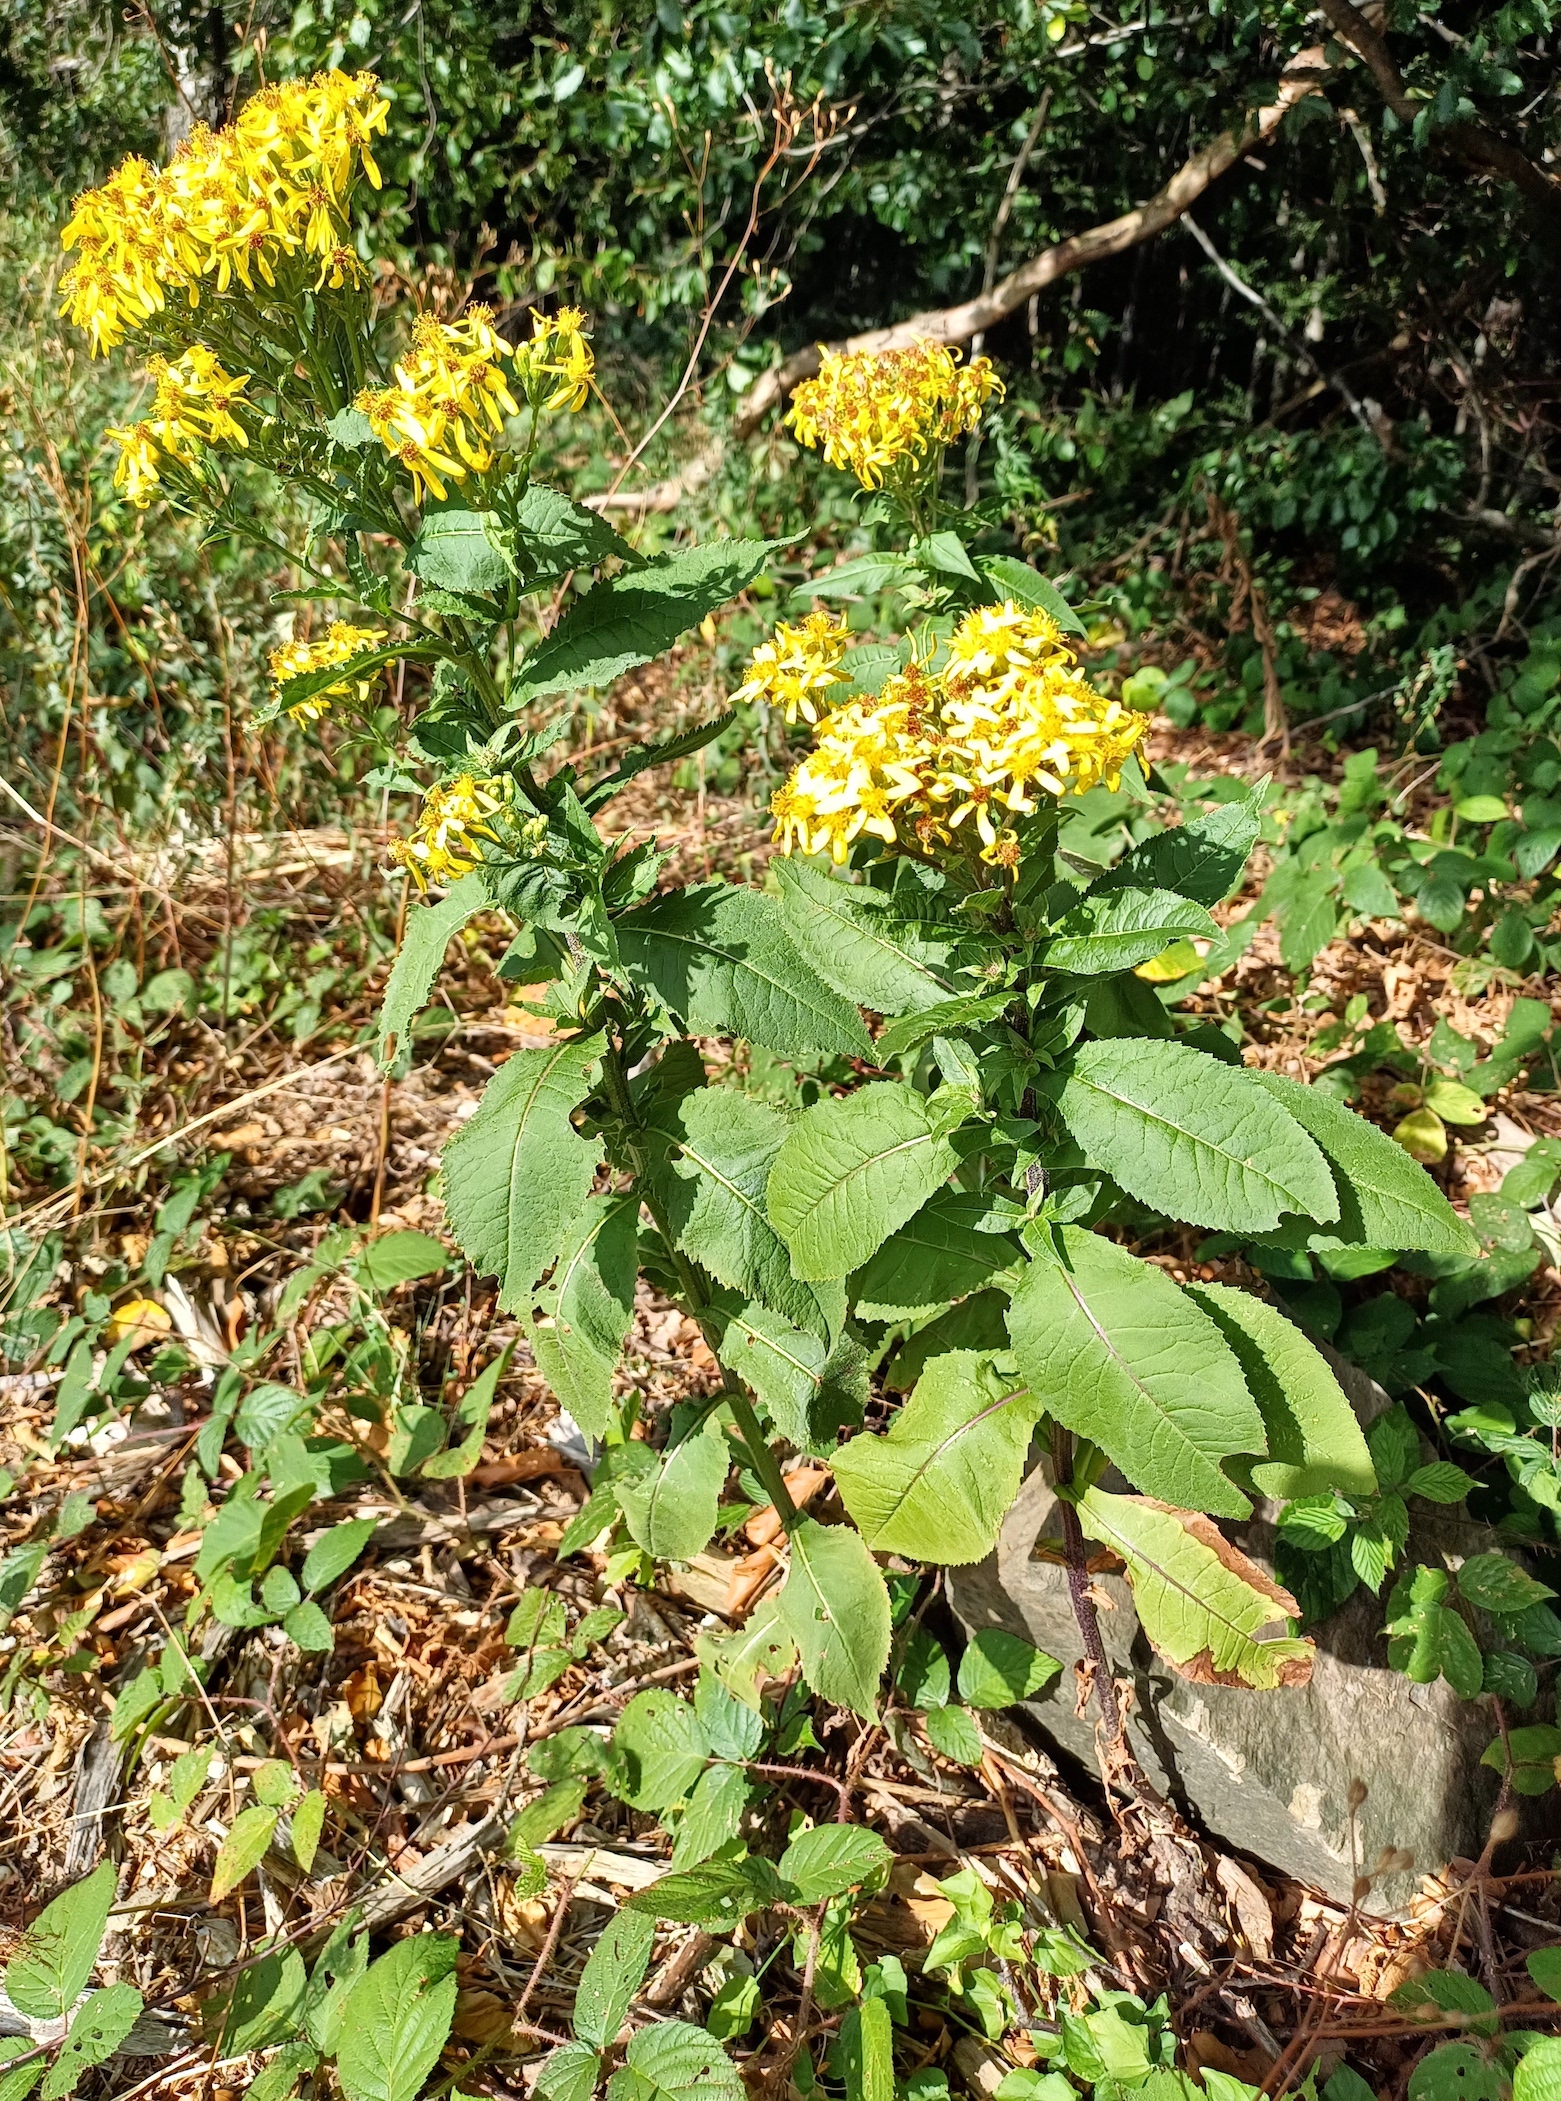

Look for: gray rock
[948,1342,1549,1914]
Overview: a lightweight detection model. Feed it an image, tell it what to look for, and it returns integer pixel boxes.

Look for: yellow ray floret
[771,600,1148,867]
[59,71,388,353]
[389,774,512,888]
[268,621,384,721]
[730,611,852,725]
[787,341,1003,491]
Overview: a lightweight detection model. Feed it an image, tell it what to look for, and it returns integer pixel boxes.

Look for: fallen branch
[593,36,1338,513]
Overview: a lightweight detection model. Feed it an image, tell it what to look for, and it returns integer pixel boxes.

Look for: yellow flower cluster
[355,305,592,501]
[268,622,383,721]
[771,601,1148,867]
[105,345,253,506]
[730,611,852,725]
[60,71,388,354]
[390,774,512,887]
[787,341,1004,491]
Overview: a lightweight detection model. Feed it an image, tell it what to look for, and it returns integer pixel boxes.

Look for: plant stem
[1049,1424,1133,1767]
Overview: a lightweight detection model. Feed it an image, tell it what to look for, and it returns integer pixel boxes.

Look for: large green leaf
[3,1862,116,2021]
[618,883,871,1060]
[850,1189,1021,1319]
[618,1420,729,1562]
[607,1689,710,1810]
[767,1082,961,1281]
[336,1936,460,2101]
[605,2019,744,2101]
[710,1295,866,1454]
[1049,1039,1338,1234]
[1007,1228,1262,1518]
[773,858,957,1016]
[1042,887,1217,975]
[531,1191,640,1439]
[508,481,637,591]
[375,871,486,1068]
[441,1032,605,1311]
[975,555,1087,635]
[513,540,781,702]
[1185,1282,1378,1500]
[833,1350,1041,1563]
[659,1088,839,1337]
[776,1517,891,1718]
[40,1985,144,2101]
[1076,1489,1315,1690]
[409,508,511,595]
[1098,783,1265,906]
[1250,1073,1479,1256]
[778,1824,893,1904]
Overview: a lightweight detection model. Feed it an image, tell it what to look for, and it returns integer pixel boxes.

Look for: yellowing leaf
[105,1298,171,1348]
[1077,1488,1315,1690]
[1133,939,1203,983]
[1424,1079,1486,1127]
[1393,1108,1447,1163]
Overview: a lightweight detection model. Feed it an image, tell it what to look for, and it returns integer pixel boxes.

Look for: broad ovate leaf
[773,857,957,1016]
[768,1082,961,1281]
[3,1861,116,2021]
[833,1351,1040,1563]
[335,1935,460,2101]
[1185,1281,1377,1500]
[1050,1039,1338,1234]
[1077,1488,1315,1690]
[1008,1227,1262,1519]
[849,1189,1020,1320]
[776,1517,891,1719]
[617,1421,729,1563]
[441,1031,605,1312]
[618,883,870,1061]
[1043,887,1216,976]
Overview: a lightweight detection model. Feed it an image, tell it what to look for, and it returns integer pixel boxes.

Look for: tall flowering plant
[68,100,1476,1809]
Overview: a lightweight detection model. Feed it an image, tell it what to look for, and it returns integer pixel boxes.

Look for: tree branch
[1316,0,1561,226]
[590,36,1340,509]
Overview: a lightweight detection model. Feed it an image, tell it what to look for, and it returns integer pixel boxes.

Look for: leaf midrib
[1058,1265,1234,1501]
[858,1385,1028,1544]
[787,875,952,997]
[630,916,845,1030]
[1072,1067,1306,1205]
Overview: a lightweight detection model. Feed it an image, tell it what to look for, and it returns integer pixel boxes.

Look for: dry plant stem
[1050,1427,1139,1787]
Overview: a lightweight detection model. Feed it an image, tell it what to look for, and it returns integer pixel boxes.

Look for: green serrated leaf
[619,883,871,1061]
[605,2019,744,2101]
[441,1032,605,1312]
[302,1517,378,1596]
[40,1984,143,2101]
[607,1689,710,1811]
[509,482,637,591]
[514,540,782,702]
[531,1192,639,1441]
[1098,783,1265,905]
[1185,1283,1377,1500]
[1078,1489,1315,1689]
[768,1082,961,1281]
[923,1702,984,1767]
[335,1935,459,2101]
[3,1862,117,2021]
[834,1350,1040,1564]
[776,1517,891,1719]
[849,1190,1020,1320]
[711,1296,865,1455]
[574,1910,655,2049]
[1050,1041,1339,1234]
[1044,887,1216,975]
[618,1422,728,1563]
[409,508,511,595]
[375,872,486,1069]
[772,858,958,1017]
[210,1805,278,1901]
[956,1627,1061,1708]
[779,1823,892,1903]
[975,555,1087,635]
[1250,1073,1479,1256]
[669,1760,749,1869]
[1009,1228,1261,1518]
